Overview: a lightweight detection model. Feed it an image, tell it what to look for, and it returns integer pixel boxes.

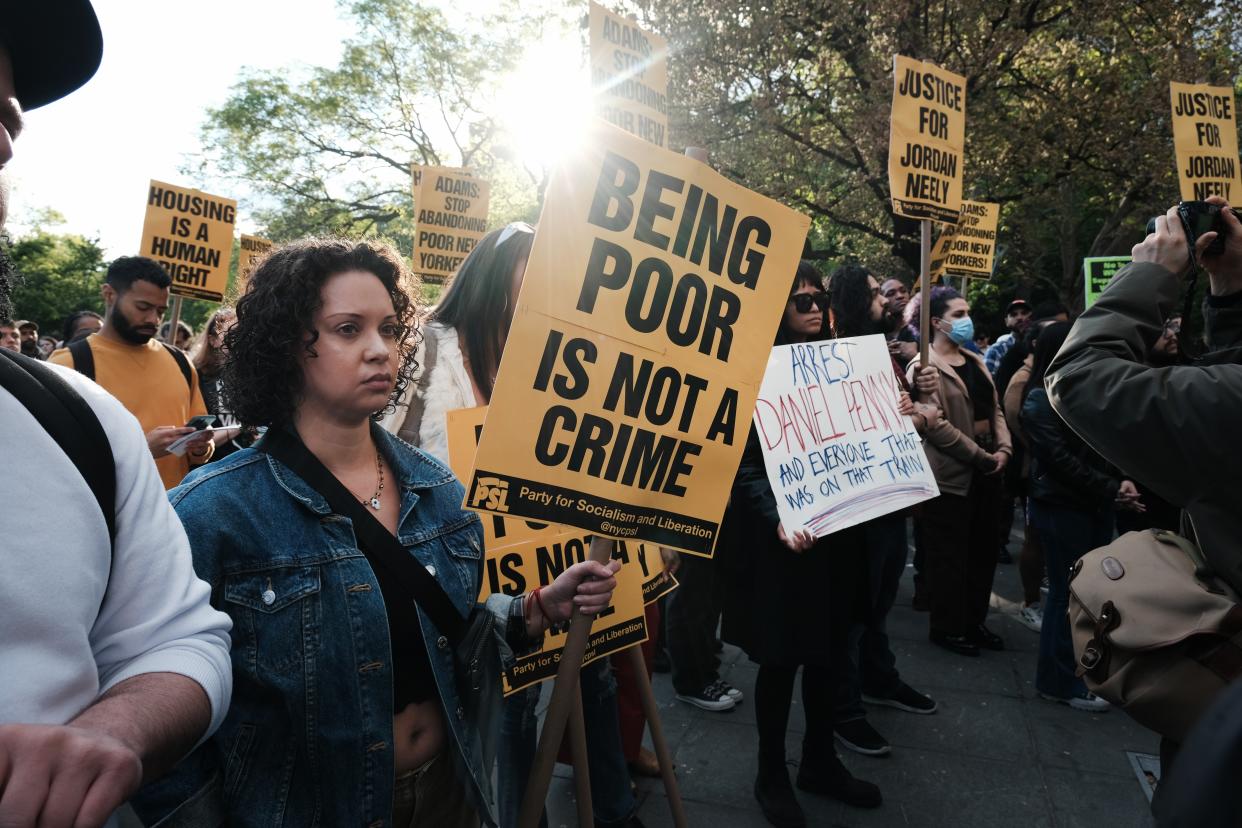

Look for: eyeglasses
[1164,320,1182,335]
[497,222,535,246]
[790,292,830,313]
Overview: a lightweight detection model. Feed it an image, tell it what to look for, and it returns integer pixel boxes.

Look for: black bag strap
[0,349,117,548]
[68,337,191,391]
[260,426,467,642]
[160,343,193,390]
[68,337,95,380]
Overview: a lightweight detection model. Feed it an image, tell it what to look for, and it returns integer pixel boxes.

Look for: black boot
[796,743,882,809]
[754,759,806,828]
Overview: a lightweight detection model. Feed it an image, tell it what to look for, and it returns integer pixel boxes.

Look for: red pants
[612,602,661,761]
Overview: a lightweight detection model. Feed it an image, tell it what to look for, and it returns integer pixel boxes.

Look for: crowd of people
[4,3,1242,828]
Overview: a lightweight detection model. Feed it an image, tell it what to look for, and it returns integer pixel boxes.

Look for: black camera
[1146,201,1238,258]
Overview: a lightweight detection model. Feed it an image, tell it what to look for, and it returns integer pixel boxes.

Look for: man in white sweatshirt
[0,4,233,826]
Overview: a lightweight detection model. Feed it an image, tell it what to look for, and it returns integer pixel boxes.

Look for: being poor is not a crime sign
[465,119,810,556]
[446,405,674,695]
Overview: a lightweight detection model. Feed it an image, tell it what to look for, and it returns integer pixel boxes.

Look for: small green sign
[1083,256,1132,308]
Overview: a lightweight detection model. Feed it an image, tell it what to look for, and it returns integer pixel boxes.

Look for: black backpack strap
[68,337,95,380]
[260,425,467,642]
[0,349,117,548]
[160,343,193,390]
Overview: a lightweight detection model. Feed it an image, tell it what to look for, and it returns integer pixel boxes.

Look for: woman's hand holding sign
[529,559,622,634]
[777,523,815,553]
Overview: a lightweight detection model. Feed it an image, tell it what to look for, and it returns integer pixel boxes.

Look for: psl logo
[472,477,510,512]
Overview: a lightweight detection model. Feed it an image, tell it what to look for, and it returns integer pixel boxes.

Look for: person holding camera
[1047,197,1242,598]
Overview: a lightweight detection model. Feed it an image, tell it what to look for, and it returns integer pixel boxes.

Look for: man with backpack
[0,3,233,825]
[50,256,215,489]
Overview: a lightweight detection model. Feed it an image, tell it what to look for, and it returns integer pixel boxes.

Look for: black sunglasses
[790,292,830,313]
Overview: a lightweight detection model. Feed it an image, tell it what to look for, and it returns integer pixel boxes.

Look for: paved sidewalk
[546,524,1160,827]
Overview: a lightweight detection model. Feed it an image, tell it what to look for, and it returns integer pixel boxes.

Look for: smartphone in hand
[186,415,219,430]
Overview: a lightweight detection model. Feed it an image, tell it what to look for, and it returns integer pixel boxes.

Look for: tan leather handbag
[1068,528,1242,741]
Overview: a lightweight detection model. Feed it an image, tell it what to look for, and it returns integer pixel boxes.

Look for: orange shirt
[50,334,209,489]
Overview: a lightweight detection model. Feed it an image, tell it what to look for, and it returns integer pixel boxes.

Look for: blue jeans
[1029,500,1114,699]
[835,514,907,723]
[495,659,636,827]
[497,683,545,828]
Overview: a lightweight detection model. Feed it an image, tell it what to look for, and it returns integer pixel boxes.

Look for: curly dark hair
[223,238,419,428]
[827,263,877,339]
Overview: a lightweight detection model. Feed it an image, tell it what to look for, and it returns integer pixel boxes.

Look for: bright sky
[8,0,592,257]
[7,0,348,255]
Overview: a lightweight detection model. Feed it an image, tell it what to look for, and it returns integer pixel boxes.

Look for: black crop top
[951,360,994,422]
[368,552,438,709]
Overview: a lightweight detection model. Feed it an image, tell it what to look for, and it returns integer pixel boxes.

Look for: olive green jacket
[1047,261,1242,594]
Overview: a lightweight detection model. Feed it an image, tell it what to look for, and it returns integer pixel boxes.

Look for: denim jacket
[133,427,525,827]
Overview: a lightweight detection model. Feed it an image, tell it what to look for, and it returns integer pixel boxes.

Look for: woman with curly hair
[132,237,620,827]
[385,223,646,828]
[825,264,941,759]
[905,286,1013,658]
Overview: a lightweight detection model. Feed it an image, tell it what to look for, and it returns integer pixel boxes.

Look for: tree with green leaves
[8,221,107,338]
[191,0,558,255]
[634,0,1242,312]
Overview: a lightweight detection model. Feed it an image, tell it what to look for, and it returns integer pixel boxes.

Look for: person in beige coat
[905,286,1013,657]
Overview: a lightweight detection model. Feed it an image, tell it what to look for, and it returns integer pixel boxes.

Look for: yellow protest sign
[590,1,669,148]
[464,119,810,556]
[1170,82,1241,201]
[444,405,656,695]
[139,180,237,302]
[236,234,273,292]
[930,200,999,279]
[888,56,966,224]
[447,406,676,604]
[485,531,649,695]
[411,165,491,283]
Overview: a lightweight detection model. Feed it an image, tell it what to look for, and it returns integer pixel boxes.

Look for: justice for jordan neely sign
[1170,81,1242,202]
[888,56,967,224]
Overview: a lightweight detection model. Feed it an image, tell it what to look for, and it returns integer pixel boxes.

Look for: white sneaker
[1018,604,1043,632]
[713,679,744,703]
[1039,691,1111,713]
[1068,693,1111,713]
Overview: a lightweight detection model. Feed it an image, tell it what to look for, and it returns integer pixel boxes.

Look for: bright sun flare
[495,29,595,173]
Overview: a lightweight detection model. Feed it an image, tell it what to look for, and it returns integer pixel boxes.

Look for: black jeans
[835,514,907,722]
[918,472,1001,637]
[666,550,720,694]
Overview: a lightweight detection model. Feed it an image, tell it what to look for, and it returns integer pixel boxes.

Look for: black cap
[2,1,103,110]
[1005,299,1031,314]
